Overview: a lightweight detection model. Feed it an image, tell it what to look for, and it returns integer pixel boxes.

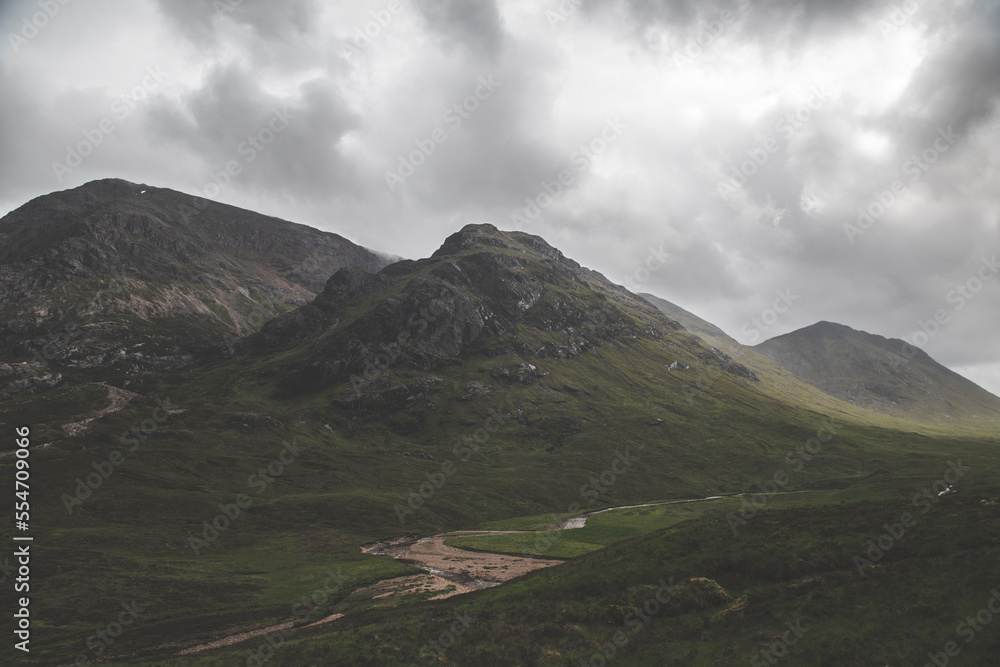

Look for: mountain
[1,190,998,666]
[0,178,390,398]
[754,320,1000,425]
[639,294,1000,430]
[639,293,926,428]
[639,293,736,350]
[246,224,766,402]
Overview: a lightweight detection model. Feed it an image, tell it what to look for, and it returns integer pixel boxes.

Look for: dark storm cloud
[147,64,275,164]
[579,0,896,45]
[413,0,505,57]
[145,62,359,196]
[246,77,362,195]
[153,0,319,45]
[891,8,1000,149]
[388,59,573,214]
[1,0,998,392]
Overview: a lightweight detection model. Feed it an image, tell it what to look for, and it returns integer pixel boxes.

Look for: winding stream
[176,495,727,655]
[361,495,728,594]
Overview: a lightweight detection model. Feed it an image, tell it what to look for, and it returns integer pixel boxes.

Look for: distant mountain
[754,321,1000,425]
[639,293,905,424]
[0,178,389,397]
[638,293,736,350]
[640,295,1000,429]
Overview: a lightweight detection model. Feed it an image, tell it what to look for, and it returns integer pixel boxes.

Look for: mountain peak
[79,177,145,194]
[755,321,1000,424]
[64,178,149,206]
[798,321,857,338]
[430,223,581,271]
[431,223,514,258]
[0,180,390,390]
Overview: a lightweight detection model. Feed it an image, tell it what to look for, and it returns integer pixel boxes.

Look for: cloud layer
[2,0,998,393]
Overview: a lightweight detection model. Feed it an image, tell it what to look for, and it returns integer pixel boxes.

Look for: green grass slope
[0,224,996,665]
[642,293,1000,435]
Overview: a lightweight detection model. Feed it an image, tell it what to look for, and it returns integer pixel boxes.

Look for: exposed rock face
[0,183,768,413]
[260,224,699,399]
[0,178,389,395]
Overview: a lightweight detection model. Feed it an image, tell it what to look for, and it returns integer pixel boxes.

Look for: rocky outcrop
[0,179,390,395]
[265,224,685,399]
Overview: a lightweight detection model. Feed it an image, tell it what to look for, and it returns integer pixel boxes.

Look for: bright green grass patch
[130,491,1000,666]
[448,497,746,558]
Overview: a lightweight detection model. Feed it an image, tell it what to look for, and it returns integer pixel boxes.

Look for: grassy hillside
[99,477,1000,666]
[642,293,1000,436]
[3,317,997,664]
[0,223,996,665]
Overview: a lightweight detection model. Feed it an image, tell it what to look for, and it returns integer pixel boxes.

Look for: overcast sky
[2,0,999,395]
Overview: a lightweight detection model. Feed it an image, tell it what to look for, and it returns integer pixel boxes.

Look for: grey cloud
[153,0,319,46]
[155,64,273,162]
[581,0,897,47]
[243,77,361,196]
[413,0,505,57]
[2,0,999,394]
[145,63,359,198]
[892,11,1000,150]
[0,69,56,197]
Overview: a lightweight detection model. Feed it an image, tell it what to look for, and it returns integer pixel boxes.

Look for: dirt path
[174,495,728,656]
[176,621,294,656]
[362,532,564,597]
[62,382,140,436]
[580,495,725,519]
[360,495,728,600]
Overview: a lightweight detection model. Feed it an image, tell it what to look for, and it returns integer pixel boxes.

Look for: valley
[0,181,997,666]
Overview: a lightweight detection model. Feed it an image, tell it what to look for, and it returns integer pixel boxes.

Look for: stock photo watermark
[529,448,638,556]
[384,75,503,192]
[546,0,582,29]
[877,0,928,37]
[717,85,834,203]
[922,589,1000,667]
[62,397,180,514]
[889,254,998,370]
[577,577,680,666]
[340,0,407,60]
[188,439,305,555]
[242,568,349,666]
[406,611,477,666]
[394,409,508,524]
[176,106,296,222]
[844,126,959,244]
[853,460,969,576]
[6,0,74,54]
[620,245,669,293]
[510,117,627,228]
[672,0,752,71]
[739,288,799,344]
[727,418,840,534]
[749,618,808,667]
[72,601,146,666]
[15,291,111,379]
[51,66,169,182]
[348,286,460,397]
